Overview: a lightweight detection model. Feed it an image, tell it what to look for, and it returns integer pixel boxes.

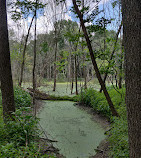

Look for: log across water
[27,87,77,101]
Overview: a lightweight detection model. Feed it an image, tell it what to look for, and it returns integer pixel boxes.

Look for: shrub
[5,108,38,145]
[0,87,44,157]
[79,88,112,117]
[14,86,32,108]
[108,115,129,158]
[0,107,42,158]
[0,143,44,158]
[79,88,97,107]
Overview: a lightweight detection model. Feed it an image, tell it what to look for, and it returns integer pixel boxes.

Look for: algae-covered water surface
[39,101,105,158]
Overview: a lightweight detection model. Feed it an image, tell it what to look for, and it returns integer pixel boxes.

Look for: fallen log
[27,87,57,100]
[27,87,78,102]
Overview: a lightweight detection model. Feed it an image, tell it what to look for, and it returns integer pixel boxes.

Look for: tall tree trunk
[84,68,87,89]
[75,54,78,95]
[82,42,87,89]
[19,14,35,87]
[118,38,123,89]
[0,0,15,119]
[32,4,37,114]
[122,0,141,157]
[71,55,74,94]
[72,0,118,117]
[53,24,57,91]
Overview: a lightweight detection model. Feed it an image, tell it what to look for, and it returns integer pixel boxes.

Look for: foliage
[0,106,42,157]
[108,116,129,158]
[14,86,32,108]
[0,143,41,158]
[9,0,46,21]
[79,88,112,117]
[0,87,49,157]
[0,86,31,109]
[2,108,39,145]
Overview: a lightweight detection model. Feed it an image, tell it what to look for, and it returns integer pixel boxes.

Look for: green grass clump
[79,87,129,157]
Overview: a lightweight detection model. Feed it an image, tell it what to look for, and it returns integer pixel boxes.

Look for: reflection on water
[39,101,105,158]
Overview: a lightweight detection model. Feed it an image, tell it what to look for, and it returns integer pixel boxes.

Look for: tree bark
[118,38,123,89]
[19,14,35,87]
[53,23,57,91]
[122,0,141,157]
[72,0,119,117]
[71,55,74,94]
[32,4,37,113]
[75,54,78,95]
[0,0,15,119]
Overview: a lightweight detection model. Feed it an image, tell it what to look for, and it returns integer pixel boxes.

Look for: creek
[38,101,106,158]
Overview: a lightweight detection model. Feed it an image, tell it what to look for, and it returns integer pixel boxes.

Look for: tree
[19,14,35,87]
[32,0,37,110]
[0,0,15,119]
[122,0,141,157]
[72,0,119,116]
[10,0,45,87]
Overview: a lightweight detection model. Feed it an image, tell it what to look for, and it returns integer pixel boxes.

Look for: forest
[0,0,140,157]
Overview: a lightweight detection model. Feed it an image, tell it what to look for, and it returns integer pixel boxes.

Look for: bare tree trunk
[68,55,71,82]
[0,0,15,120]
[72,0,119,117]
[53,23,57,91]
[118,38,123,89]
[32,4,37,115]
[82,41,87,89]
[122,0,141,157]
[71,55,74,94]
[19,14,35,87]
[75,54,78,95]
[84,68,87,89]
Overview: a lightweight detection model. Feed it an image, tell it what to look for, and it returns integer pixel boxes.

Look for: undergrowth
[46,95,79,102]
[0,86,54,158]
[79,87,129,157]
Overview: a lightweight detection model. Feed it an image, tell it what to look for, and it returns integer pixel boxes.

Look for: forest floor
[35,98,110,158]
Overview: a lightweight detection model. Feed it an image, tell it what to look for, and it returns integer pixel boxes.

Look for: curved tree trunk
[122,0,141,157]
[0,0,15,120]
[19,14,35,87]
